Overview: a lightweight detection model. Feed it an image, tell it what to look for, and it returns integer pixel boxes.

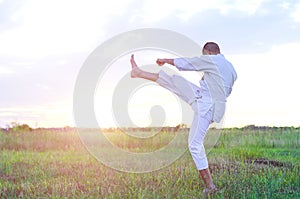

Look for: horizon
[2,122,300,130]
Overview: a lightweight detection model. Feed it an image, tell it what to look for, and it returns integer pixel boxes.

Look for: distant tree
[9,122,32,132]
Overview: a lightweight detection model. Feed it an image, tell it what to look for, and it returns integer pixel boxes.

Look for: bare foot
[130,54,142,78]
[130,54,138,68]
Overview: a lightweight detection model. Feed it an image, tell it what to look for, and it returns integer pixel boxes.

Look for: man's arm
[157,56,217,72]
[156,58,174,66]
[156,57,198,70]
[173,56,216,72]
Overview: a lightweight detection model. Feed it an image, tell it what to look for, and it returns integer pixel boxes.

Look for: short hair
[203,42,220,54]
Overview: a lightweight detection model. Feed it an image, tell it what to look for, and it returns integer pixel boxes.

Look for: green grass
[0,127,299,198]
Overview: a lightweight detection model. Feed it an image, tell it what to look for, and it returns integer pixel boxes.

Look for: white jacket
[173,54,237,122]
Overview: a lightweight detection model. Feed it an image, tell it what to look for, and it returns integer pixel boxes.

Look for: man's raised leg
[130,54,159,81]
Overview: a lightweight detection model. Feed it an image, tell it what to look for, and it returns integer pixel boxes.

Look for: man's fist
[156,59,165,66]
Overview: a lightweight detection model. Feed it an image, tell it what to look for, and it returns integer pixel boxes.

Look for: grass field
[0,126,299,198]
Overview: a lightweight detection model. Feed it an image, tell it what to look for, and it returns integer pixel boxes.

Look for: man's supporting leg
[199,169,216,190]
[188,107,217,194]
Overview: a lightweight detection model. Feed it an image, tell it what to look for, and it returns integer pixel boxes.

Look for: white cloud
[227,42,300,127]
[134,0,266,23]
[291,2,300,22]
[36,83,51,91]
[0,66,14,75]
[0,101,73,128]
[0,0,133,59]
[279,2,291,10]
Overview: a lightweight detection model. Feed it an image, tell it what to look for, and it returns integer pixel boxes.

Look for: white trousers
[156,71,213,170]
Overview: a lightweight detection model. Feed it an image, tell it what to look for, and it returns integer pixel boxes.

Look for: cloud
[227,42,300,127]
[0,103,73,128]
[1,0,299,59]
[134,0,266,23]
[0,0,24,31]
[0,0,134,59]
[291,2,300,22]
[0,53,84,107]
[117,0,299,55]
[0,66,14,75]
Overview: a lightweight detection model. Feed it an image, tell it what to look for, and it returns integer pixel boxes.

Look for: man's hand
[156,58,165,66]
[156,58,174,66]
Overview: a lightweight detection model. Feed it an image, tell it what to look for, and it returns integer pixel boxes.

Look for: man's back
[210,54,237,97]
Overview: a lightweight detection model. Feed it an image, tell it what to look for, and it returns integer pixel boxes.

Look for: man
[130,42,237,195]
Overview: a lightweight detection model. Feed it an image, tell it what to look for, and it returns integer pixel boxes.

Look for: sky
[1,0,300,128]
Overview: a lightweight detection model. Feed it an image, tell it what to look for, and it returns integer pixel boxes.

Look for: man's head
[202,42,220,55]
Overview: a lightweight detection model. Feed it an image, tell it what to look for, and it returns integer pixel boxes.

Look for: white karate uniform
[156,54,237,170]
